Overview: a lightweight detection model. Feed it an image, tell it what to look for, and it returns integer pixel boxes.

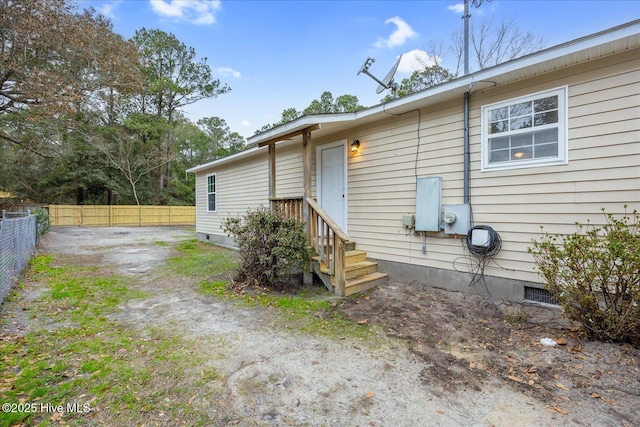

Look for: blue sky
[80,0,640,138]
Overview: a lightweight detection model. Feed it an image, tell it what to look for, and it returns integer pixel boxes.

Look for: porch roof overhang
[188,20,639,174]
[257,124,320,147]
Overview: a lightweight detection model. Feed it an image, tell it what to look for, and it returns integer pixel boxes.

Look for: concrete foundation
[196,231,236,249]
[194,232,549,304]
[373,258,547,303]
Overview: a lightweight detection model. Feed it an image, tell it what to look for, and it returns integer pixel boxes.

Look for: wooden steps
[312,247,388,296]
[345,272,389,296]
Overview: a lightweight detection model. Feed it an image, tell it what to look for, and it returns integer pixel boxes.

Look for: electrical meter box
[442,204,471,235]
[402,214,415,228]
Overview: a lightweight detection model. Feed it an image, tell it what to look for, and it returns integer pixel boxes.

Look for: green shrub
[222,207,310,290]
[34,208,50,241]
[529,208,639,346]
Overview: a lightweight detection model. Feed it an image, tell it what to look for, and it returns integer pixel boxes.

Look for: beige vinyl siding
[195,141,304,238]
[193,45,638,289]
[346,103,464,278]
[195,155,268,237]
[467,49,640,283]
[274,143,303,197]
[346,48,639,286]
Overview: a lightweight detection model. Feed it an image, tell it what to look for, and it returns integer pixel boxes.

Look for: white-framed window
[206,173,216,212]
[481,86,568,171]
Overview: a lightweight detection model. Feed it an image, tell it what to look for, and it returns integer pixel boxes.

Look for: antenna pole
[464,0,470,75]
[463,0,490,75]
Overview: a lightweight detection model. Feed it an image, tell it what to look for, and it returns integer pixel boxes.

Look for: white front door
[318,142,347,232]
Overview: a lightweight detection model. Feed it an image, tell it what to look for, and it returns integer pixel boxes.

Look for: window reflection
[487,94,560,164]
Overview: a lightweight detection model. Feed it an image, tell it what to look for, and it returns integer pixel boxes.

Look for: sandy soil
[3,227,638,426]
[339,283,640,426]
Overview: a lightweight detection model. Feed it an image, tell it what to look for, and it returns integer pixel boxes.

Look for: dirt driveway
[4,227,638,426]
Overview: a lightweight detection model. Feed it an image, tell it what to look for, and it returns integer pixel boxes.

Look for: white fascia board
[186,146,264,174]
[382,19,640,115]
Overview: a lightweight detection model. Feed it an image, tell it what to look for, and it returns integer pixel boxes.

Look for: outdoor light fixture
[351,139,360,153]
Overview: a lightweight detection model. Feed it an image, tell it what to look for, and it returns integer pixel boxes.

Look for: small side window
[207,174,216,212]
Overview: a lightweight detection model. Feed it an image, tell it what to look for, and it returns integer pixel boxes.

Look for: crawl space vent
[524,287,558,305]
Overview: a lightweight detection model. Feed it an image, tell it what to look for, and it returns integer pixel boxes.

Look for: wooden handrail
[306,198,349,296]
[306,199,349,241]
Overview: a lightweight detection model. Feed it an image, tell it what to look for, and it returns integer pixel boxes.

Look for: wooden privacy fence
[49,205,195,227]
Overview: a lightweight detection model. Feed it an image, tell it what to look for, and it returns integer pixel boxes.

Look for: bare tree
[94,127,170,205]
[379,17,544,101]
[451,17,545,76]
[416,40,447,69]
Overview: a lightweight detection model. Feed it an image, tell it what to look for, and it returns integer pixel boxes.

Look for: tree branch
[0,132,56,158]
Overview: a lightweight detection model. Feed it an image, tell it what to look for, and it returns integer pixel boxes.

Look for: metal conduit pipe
[463,91,470,204]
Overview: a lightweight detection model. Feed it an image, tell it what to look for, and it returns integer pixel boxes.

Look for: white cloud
[397,49,438,74]
[150,0,183,17]
[149,0,221,25]
[373,16,417,48]
[98,1,122,20]
[448,2,487,16]
[217,67,241,78]
[448,3,465,14]
[240,120,251,128]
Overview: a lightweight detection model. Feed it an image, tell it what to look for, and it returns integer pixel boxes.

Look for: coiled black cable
[465,225,501,258]
[465,225,502,304]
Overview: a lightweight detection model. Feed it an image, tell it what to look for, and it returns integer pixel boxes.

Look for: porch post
[268,143,276,211]
[302,130,313,286]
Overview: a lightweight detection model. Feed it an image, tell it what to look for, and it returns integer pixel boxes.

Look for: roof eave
[191,20,640,173]
[382,19,640,115]
[248,20,640,138]
[186,146,264,173]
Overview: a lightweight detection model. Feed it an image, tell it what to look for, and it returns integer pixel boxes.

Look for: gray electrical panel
[442,204,471,235]
[415,177,442,231]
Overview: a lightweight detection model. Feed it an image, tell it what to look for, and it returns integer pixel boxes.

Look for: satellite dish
[376,55,402,94]
[357,57,375,76]
[357,55,403,98]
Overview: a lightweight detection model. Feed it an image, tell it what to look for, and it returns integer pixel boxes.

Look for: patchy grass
[200,280,236,299]
[0,255,226,427]
[166,239,237,279]
[1,238,386,426]
[173,240,384,342]
[174,240,384,346]
[243,291,386,343]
